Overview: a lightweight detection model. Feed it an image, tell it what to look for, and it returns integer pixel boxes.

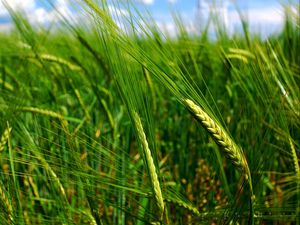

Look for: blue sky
[0,0,296,36]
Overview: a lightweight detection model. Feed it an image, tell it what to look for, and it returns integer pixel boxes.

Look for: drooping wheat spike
[19,107,64,120]
[0,125,12,153]
[27,54,82,72]
[183,98,254,222]
[18,106,72,127]
[133,112,164,221]
[183,99,250,177]
[164,197,200,216]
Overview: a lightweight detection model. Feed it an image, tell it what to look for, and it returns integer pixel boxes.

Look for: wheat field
[0,1,299,224]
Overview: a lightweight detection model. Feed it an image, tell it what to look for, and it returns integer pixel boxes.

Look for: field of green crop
[0,1,299,224]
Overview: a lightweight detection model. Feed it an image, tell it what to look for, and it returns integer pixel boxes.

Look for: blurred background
[0,0,296,38]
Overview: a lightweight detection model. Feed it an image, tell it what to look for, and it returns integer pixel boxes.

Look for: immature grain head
[133,112,164,221]
[0,184,14,223]
[0,124,13,222]
[19,107,64,120]
[0,125,12,153]
[289,137,300,177]
[183,99,253,191]
[183,98,255,223]
[164,197,200,216]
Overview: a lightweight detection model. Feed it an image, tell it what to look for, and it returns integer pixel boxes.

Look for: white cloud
[44,0,74,23]
[28,7,50,24]
[196,0,230,28]
[0,0,129,32]
[0,4,7,16]
[108,5,129,17]
[156,21,177,37]
[248,7,284,24]
[168,0,177,4]
[227,6,284,35]
[56,0,69,7]
[1,0,36,12]
[0,0,36,16]
[0,0,77,29]
[136,0,154,5]
[195,1,285,36]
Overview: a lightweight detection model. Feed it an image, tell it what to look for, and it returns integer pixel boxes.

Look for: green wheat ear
[0,183,14,223]
[183,98,254,220]
[183,99,249,173]
[0,123,14,223]
[133,112,164,222]
[0,124,12,153]
[18,107,65,120]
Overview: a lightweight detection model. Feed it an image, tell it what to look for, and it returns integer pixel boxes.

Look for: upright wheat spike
[0,125,12,153]
[289,137,300,177]
[133,112,164,221]
[183,98,254,222]
[0,123,13,222]
[289,137,300,222]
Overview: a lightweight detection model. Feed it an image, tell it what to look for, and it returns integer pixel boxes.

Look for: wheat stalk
[23,128,67,200]
[133,112,164,221]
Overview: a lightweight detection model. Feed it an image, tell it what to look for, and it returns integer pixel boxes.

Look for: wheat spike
[133,112,164,221]
[27,54,82,71]
[0,125,12,153]
[289,137,300,177]
[0,184,14,223]
[0,124,13,222]
[164,197,200,216]
[19,107,64,120]
[183,98,254,205]
[183,98,255,222]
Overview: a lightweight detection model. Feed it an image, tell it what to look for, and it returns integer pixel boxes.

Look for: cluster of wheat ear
[183,98,254,207]
[133,112,164,222]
